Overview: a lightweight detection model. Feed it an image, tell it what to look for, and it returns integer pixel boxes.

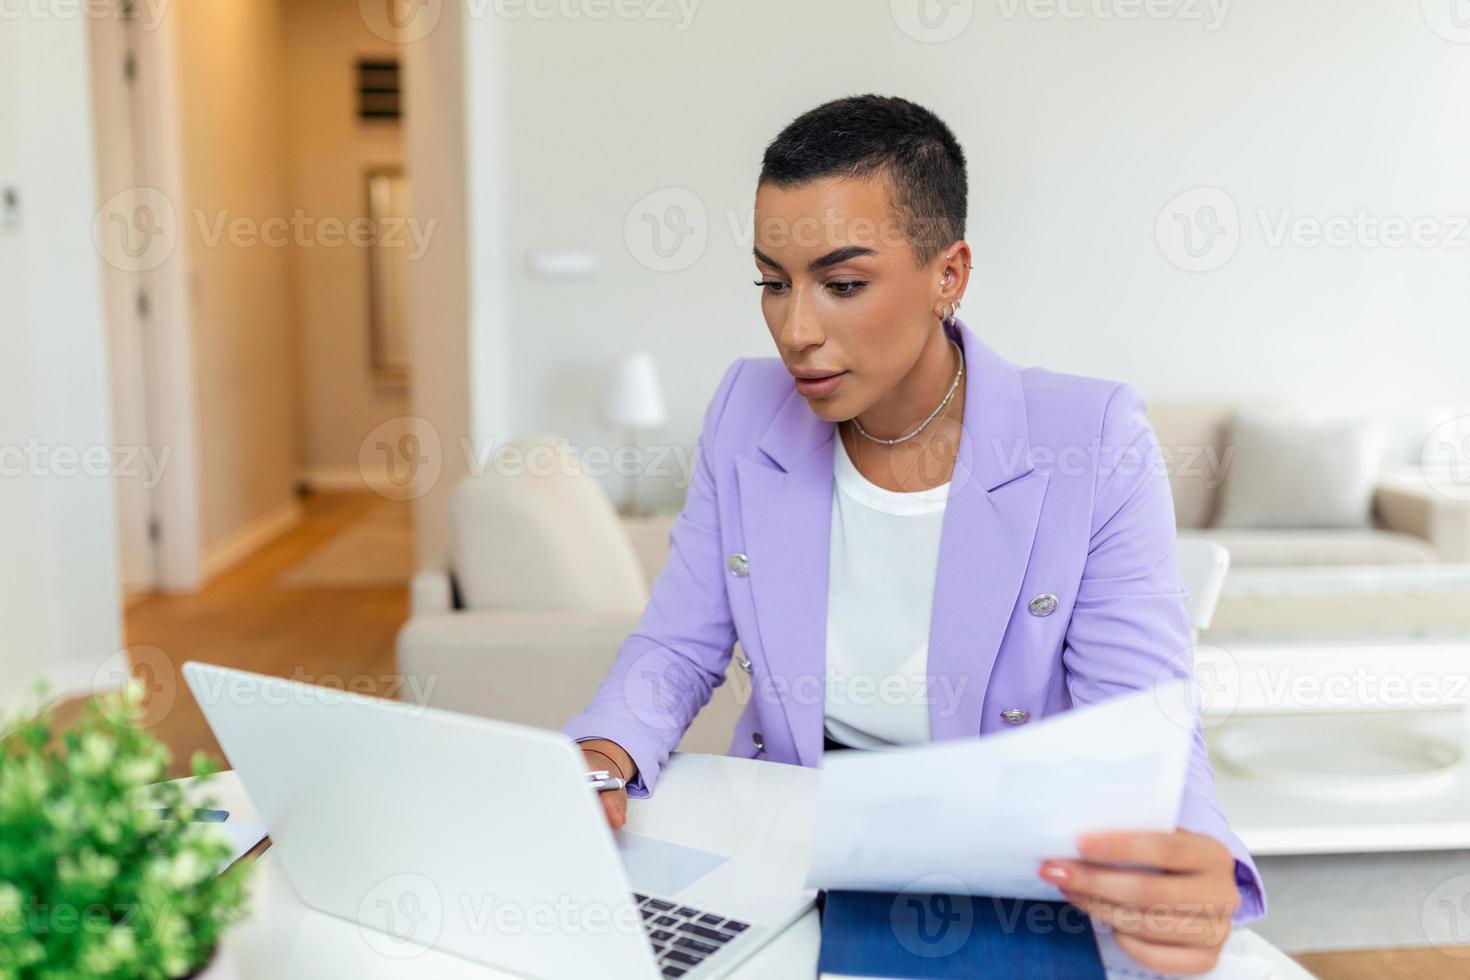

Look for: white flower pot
[189,948,241,980]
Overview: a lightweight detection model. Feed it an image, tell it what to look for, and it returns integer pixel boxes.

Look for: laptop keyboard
[634,892,751,977]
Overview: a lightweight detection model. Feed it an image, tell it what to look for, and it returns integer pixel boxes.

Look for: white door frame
[89,4,204,592]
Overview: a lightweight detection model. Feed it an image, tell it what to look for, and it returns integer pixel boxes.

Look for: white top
[823,432,950,749]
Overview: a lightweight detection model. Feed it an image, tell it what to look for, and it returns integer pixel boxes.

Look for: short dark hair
[758,94,968,266]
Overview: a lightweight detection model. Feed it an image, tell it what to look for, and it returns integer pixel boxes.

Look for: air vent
[356,58,401,122]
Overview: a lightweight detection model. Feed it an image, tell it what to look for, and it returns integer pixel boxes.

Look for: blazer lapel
[928,319,1050,740]
[733,318,1049,763]
[736,388,835,769]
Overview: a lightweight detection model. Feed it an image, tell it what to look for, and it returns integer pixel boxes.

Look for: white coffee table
[1199,564,1470,855]
[178,757,1307,979]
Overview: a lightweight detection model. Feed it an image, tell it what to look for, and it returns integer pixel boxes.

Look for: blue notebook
[817,890,1106,979]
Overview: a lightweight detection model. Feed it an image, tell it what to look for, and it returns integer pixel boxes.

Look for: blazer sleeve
[561,358,746,797]
[1059,383,1266,924]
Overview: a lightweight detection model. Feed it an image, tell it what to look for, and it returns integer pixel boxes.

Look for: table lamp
[604,351,667,516]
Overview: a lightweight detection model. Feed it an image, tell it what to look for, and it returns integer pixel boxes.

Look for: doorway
[90,2,159,595]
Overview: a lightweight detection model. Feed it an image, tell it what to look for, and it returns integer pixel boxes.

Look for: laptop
[183,662,814,979]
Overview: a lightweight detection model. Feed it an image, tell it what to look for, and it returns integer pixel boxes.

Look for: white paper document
[806,683,1196,901]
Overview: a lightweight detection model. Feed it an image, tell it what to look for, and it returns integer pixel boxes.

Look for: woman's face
[752,174,951,422]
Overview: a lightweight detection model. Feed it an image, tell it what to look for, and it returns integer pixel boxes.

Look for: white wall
[405,0,472,565]
[173,0,301,564]
[0,12,123,708]
[463,0,1470,508]
[283,0,410,486]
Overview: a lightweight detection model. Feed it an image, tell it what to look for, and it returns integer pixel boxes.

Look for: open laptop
[183,662,813,979]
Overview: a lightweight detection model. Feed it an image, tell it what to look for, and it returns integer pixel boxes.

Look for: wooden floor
[1296,947,1470,978]
[81,492,1470,978]
[117,491,413,779]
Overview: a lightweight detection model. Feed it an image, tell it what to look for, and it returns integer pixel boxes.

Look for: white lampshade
[604,351,667,430]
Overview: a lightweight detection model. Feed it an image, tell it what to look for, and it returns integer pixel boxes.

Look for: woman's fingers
[1111,930,1224,976]
[600,788,628,829]
[1041,860,1194,911]
[1041,831,1239,975]
[1077,830,1231,874]
[1059,890,1232,948]
[581,745,632,830]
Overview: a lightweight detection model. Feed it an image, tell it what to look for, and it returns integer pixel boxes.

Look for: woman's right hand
[579,739,635,830]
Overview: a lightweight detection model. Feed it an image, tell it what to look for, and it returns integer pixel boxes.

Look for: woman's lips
[793,371,847,398]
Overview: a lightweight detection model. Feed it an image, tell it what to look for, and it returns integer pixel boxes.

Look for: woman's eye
[754,279,789,295]
[827,280,868,297]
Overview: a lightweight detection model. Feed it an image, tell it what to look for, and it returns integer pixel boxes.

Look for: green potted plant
[0,681,252,978]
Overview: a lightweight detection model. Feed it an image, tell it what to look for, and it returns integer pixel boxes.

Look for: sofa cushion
[1178,528,1438,567]
[449,434,649,611]
[1214,413,1387,529]
[1147,403,1234,530]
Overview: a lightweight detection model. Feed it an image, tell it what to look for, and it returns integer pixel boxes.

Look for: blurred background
[4,1,1470,974]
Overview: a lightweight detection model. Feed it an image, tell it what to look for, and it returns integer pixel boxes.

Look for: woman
[565,95,1263,974]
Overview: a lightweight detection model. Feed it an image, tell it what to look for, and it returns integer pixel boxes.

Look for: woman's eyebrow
[752,245,879,273]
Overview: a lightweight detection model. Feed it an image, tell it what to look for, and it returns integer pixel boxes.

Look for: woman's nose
[778,297,825,354]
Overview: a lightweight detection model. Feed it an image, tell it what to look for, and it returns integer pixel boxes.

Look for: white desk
[184,755,1310,979]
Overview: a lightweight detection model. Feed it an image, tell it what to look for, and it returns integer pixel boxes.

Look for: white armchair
[1176,538,1230,635]
[395,435,746,753]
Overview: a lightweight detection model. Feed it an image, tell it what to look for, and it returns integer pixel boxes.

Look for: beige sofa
[396,409,1467,744]
[1153,405,1465,565]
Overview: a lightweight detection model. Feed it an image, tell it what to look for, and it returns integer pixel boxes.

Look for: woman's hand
[1039,829,1239,976]
[579,739,635,830]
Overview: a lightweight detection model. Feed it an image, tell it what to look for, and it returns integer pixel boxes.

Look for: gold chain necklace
[846,389,957,492]
[845,343,963,491]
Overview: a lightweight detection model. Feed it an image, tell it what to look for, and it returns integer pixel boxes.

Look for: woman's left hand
[1039,829,1239,976]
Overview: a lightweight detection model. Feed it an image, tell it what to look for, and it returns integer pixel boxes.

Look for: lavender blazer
[564,317,1265,921]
